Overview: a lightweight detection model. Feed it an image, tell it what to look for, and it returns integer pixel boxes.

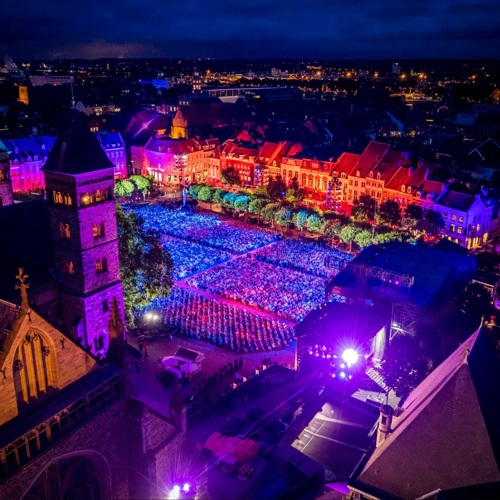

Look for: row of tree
[188,183,418,251]
[114,175,154,199]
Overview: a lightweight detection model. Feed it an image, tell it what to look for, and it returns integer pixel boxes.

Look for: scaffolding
[390,301,428,340]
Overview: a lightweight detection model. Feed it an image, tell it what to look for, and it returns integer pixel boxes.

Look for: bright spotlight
[339,371,346,379]
[182,483,190,493]
[145,312,152,320]
[168,485,180,500]
[342,348,359,367]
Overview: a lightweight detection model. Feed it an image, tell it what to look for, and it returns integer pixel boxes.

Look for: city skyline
[2,0,500,61]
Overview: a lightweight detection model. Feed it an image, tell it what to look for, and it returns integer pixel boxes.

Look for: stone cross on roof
[15,267,30,312]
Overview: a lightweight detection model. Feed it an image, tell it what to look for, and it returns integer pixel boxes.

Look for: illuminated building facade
[143,137,219,186]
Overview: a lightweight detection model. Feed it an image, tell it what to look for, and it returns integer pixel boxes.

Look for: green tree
[267,175,287,199]
[416,209,445,236]
[405,203,423,221]
[221,167,241,186]
[261,202,281,227]
[116,207,173,325]
[352,194,376,221]
[285,187,305,203]
[293,210,309,231]
[129,175,152,199]
[275,207,293,229]
[307,213,326,234]
[354,229,373,249]
[234,195,249,212]
[248,198,270,217]
[114,179,134,199]
[212,188,227,204]
[340,225,361,253]
[378,200,402,226]
[188,184,203,199]
[222,192,237,209]
[198,185,214,202]
[254,185,268,197]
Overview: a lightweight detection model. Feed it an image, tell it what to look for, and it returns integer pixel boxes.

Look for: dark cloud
[1,0,499,60]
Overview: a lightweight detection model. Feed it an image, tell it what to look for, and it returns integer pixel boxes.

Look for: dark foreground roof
[42,110,115,175]
[350,327,500,499]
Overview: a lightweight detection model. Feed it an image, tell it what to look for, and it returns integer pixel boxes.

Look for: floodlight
[341,348,359,367]
[168,485,180,500]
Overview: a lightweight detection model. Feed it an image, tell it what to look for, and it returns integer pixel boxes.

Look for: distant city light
[342,348,359,367]
[183,483,190,493]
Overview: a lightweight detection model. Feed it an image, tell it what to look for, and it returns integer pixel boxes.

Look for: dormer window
[369,172,373,178]
[401,185,406,192]
[341,172,346,178]
[377,173,381,180]
[356,170,360,177]
[407,187,411,194]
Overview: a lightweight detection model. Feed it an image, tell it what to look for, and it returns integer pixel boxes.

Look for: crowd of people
[150,288,295,352]
[134,205,279,254]
[185,257,327,321]
[254,239,352,279]
[161,235,232,280]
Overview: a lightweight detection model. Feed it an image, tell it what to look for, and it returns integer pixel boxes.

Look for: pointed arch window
[93,221,105,238]
[13,331,57,405]
[95,260,102,273]
[64,261,74,274]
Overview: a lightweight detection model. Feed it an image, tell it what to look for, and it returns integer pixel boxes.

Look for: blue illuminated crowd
[161,235,232,280]
[134,205,278,254]
[151,288,295,352]
[254,239,352,279]
[128,204,350,349]
[185,257,327,321]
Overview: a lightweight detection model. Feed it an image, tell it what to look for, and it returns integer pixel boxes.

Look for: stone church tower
[0,144,13,207]
[41,111,124,356]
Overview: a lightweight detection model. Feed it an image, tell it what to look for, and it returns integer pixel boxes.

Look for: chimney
[424,168,429,180]
[408,166,414,178]
[376,404,394,447]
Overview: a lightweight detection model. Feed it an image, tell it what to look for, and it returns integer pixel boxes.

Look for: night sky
[2,0,499,60]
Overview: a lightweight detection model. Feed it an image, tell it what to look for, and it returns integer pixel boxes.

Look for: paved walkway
[127,334,296,419]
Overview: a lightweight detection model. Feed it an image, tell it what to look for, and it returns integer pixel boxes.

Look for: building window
[59,223,71,239]
[457,226,463,234]
[459,216,464,223]
[94,335,104,351]
[95,260,102,273]
[102,299,109,312]
[451,214,457,221]
[93,222,105,238]
[450,224,455,233]
[64,261,74,274]
[443,213,448,219]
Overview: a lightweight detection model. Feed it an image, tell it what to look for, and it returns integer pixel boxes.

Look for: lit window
[451,215,457,221]
[457,226,463,234]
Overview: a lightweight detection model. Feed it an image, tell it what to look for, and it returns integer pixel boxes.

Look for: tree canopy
[114,179,135,198]
[221,167,241,186]
[116,206,173,325]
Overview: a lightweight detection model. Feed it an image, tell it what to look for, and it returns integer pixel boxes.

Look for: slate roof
[42,110,116,175]
[0,136,56,164]
[352,326,500,499]
[436,190,479,212]
[352,141,390,177]
[334,152,359,176]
